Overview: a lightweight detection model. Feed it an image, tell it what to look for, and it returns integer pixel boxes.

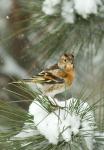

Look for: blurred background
[0,0,104,149]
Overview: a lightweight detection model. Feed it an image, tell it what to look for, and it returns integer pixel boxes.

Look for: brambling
[14,53,75,97]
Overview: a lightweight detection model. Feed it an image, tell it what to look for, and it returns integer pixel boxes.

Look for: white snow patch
[61,0,75,23]
[29,100,48,124]
[73,0,102,18]
[42,0,103,23]
[28,97,95,147]
[42,0,61,15]
[29,102,81,144]
[59,111,80,142]
[29,100,59,144]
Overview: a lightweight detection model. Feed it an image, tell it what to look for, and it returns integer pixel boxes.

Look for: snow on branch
[29,97,95,150]
[42,0,103,23]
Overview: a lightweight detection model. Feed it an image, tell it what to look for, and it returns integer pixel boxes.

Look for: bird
[13,53,75,97]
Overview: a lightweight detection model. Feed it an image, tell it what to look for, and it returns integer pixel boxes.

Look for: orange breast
[65,70,75,85]
[54,68,75,85]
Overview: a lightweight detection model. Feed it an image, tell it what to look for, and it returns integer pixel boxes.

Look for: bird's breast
[65,70,75,86]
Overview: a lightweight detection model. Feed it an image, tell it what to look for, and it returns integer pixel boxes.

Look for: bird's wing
[11,64,64,84]
[30,63,64,84]
[45,64,59,71]
[30,71,64,84]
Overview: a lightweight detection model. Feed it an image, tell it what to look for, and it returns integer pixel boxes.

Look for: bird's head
[58,53,74,70]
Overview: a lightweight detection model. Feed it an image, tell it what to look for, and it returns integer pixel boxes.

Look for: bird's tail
[9,77,46,85]
[8,78,32,85]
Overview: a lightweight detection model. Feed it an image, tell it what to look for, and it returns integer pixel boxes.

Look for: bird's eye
[64,59,67,62]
